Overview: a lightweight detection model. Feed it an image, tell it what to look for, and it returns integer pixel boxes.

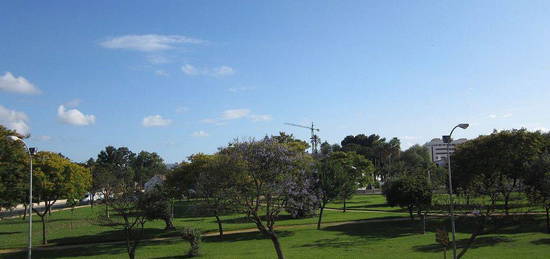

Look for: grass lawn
[2,216,549,259]
[0,195,404,250]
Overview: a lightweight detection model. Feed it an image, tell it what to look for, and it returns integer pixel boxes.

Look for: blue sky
[1,0,550,163]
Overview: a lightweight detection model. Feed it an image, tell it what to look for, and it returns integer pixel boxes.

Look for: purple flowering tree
[220,137,298,259]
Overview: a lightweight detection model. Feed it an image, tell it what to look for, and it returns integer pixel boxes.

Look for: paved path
[0,216,412,255]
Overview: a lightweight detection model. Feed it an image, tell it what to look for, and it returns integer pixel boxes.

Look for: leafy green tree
[0,125,28,216]
[330,151,374,212]
[316,158,347,229]
[221,138,297,259]
[524,153,550,233]
[133,151,167,189]
[190,153,238,239]
[452,129,545,215]
[32,152,91,244]
[382,175,432,220]
[139,185,175,230]
[94,146,136,217]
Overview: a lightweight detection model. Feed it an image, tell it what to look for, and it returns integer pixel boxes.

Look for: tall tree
[32,152,91,244]
[524,153,550,233]
[133,151,167,189]
[0,125,28,215]
[94,146,136,217]
[221,137,298,259]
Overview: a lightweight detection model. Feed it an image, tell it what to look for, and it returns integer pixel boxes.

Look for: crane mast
[284,122,320,154]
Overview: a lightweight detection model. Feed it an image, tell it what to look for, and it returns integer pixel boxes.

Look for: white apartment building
[425,138,468,165]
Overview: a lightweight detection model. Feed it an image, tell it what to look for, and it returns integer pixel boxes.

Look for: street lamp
[6,136,36,259]
[442,123,468,259]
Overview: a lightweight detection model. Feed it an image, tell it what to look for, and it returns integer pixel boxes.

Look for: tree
[221,137,297,259]
[524,153,550,233]
[316,158,347,229]
[94,146,136,218]
[382,175,432,220]
[99,191,147,259]
[190,153,237,239]
[139,185,175,230]
[0,125,28,216]
[133,151,167,189]
[452,129,545,215]
[32,152,91,244]
[330,151,374,212]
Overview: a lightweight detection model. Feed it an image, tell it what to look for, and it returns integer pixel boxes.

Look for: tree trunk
[443,247,447,259]
[422,211,426,234]
[105,199,110,218]
[164,217,175,231]
[215,212,224,239]
[408,206,414,220]
[22,204,27,220]
[40,214,47,245]
[343,199,346,213]
[269,232,285,259]
[317,205,325,230]
[545,207,549,234]
[503,193,510,216]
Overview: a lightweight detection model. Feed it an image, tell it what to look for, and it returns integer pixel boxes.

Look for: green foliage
[382,175,432,219]
[133,151,167,188]
[180,226,202,257]
[139,186,175,230]
[0,125,28,211]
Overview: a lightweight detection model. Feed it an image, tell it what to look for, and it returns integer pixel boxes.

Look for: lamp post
[7,136,36,259]
[442,123,468,259]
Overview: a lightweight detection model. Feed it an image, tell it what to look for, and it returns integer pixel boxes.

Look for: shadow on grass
[203,230,294,243]
[531,238,550,245]
[0,231,21,235]
[221,214,295,224]
[2,239,180,259]
[413,236,513,252]
[46,227,177,246]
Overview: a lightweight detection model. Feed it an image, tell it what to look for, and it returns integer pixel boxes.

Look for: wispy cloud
[249,114,272,122]
[100,34,204,52]
[147,55,170,64]
[488,113,513,119]
[0,72,41,95]
[203,109,272,124]
[221,109,250,120]
[32,135,52,142]
[64,98,81,108]
[57,105,96,126]
[0,105,30,135]
[142,115,172,127]
[191,130,209,137]
[228,86,254,92]
[181,64,235,77]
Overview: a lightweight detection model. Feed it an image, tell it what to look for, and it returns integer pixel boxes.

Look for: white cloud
[191,130,209,137]
[222,109,251,120]
[531,127,549,132]
[401,136,419,140]
[488,113,513,119]
[181,64,235,77]
[100,34,203,52]
[0,72,40,94]
[57,105,96,126]
[155,70,169,77]
[202,109,272,124]
[0,105,30,136]
[211,66,235,76]
[181,64,200,75]
[142,115,172,127]
[249,114,272,122]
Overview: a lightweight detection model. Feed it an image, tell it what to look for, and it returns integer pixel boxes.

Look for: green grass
[0,195,402,250]
[2,216,549,259]
[2,194,548,258]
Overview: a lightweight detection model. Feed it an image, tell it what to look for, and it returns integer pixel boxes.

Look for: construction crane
[284,122,320,154]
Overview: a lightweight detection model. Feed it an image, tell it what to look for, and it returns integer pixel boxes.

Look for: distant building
[425,138,467,166]
[144,174,166,192]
